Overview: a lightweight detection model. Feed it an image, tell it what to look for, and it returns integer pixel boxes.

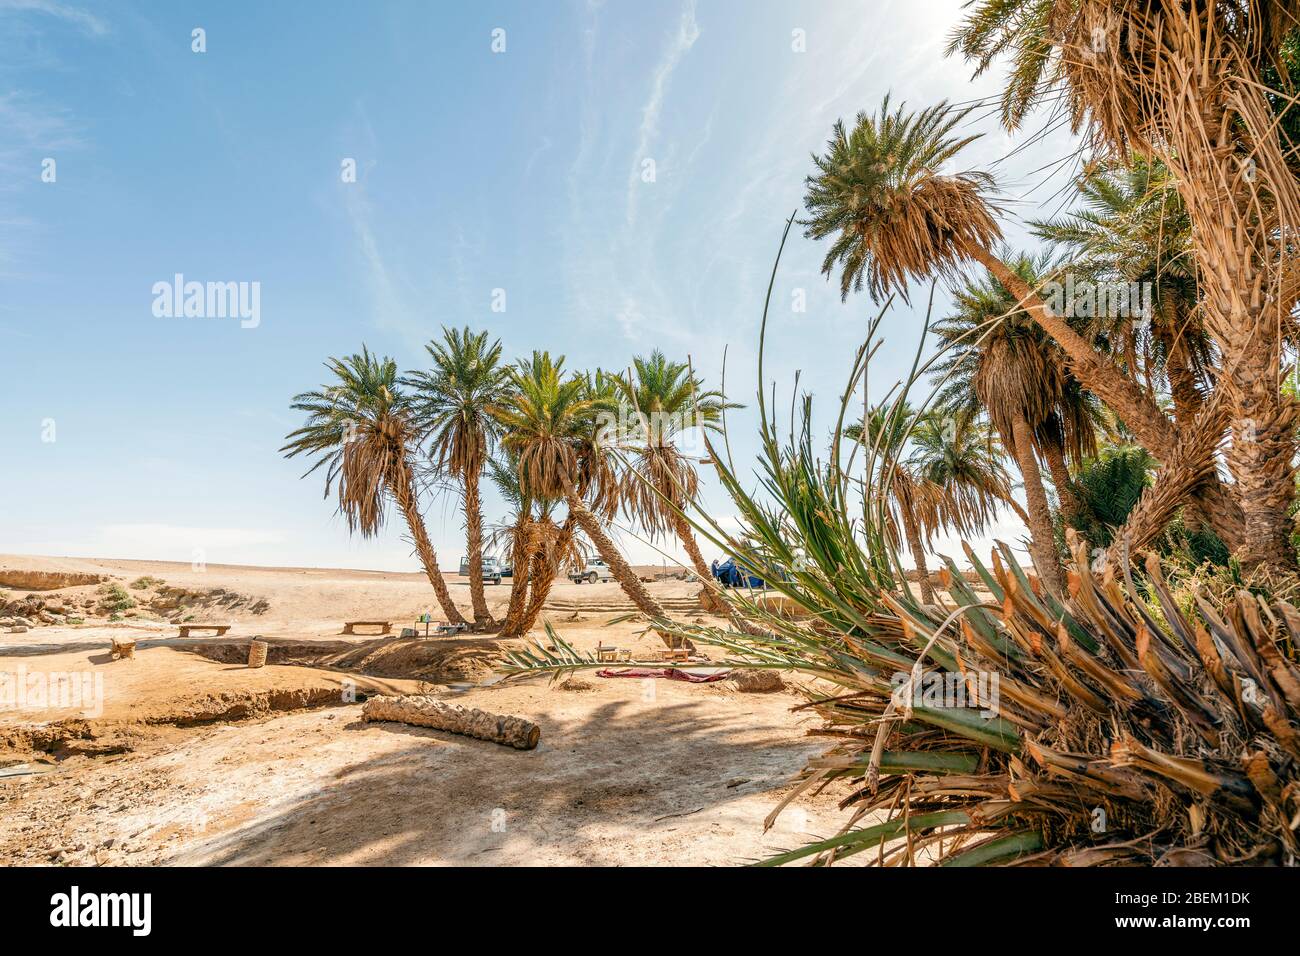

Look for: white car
[569,559,614,584]
[459,556,506,585]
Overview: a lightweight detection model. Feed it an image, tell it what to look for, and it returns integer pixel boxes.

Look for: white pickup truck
[569,558,614,584]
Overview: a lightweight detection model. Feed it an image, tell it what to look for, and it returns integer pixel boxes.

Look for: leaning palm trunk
[394,459,466,626]
[498,515,537,636]
[971,246,1246,553]
[564,490,684,649]
[520,529,565,634]
[512,515,576,637]
[462,461,494,627]
[1010,415,1064,595]
[670,510,729,613]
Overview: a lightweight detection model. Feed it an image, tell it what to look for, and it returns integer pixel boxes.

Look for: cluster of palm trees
[800,0,1300,592]
[281,334,728,637]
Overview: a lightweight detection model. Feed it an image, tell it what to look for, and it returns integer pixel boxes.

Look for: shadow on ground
[188,694,819,866]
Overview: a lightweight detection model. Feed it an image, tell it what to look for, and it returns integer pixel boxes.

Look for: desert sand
[0,554,853,866]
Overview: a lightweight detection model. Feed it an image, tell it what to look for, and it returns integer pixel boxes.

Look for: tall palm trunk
[1160,327,1207,531]
[1009,416,1065,595]
[898,502,936,605]
[564,489,684,648]
[969,246,1246,553]
[1041,438,1080,524]
[395,459,466,626]
[462,460,493,627]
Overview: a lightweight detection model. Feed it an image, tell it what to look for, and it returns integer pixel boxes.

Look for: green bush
[98,582,136,613]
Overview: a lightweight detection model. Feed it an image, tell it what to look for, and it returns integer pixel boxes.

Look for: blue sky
[0,0,1078,571]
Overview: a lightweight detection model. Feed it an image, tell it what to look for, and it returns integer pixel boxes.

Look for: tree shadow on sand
[188,693,827,866]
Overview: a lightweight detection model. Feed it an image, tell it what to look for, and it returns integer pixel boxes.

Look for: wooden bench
[343,620,392,635]
[177,623,230,638]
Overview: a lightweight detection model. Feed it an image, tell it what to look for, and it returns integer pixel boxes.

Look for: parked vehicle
[569,558,614,584]
[459,556,506,585]
[711,557,764,589]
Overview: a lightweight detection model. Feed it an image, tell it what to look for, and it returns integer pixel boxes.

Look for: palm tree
[1032,157,1209,437]
[282,348,466,626]
[405,327,506,628]
[930,253,1105,592]
[609,351,732,596]
[484,451,574,637]
[906,409,1023,532]
[1032,157,1214,529]
[847,403,940,603]
[490,352,677,642]
[1066,444,1157,549]
[948,0,1299,570]
[849,403,1017,604]
[800,95,1246,556]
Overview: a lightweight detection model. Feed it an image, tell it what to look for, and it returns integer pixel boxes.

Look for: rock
[13,617,33,628]
[0,617,13,627]
[8,625,28,634]
[728,670,785,693]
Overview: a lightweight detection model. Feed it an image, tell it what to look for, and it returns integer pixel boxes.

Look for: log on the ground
[361,695,541,750]
[110,638,135,660]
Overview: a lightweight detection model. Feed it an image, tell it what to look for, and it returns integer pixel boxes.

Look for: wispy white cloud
[0,0,109,36]
[343,185,426,352]
[625,0,700,227]
[524,135,554,178]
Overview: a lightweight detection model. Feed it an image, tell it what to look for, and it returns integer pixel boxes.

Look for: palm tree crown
[404,326,506,478]
[280,348,413,535]
[801,95,1001,301]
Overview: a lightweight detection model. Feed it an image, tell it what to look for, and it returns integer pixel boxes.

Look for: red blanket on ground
[595,667,730,683]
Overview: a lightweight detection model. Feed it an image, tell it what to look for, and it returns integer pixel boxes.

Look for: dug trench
[0,635,504,763]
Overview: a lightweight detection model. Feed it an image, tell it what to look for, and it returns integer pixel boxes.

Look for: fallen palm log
[361,695,541,750]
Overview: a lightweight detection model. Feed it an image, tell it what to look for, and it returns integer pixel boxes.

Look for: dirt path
[0,553,853,867]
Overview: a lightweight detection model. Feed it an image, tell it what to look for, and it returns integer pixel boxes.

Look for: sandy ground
[0,554,854,867]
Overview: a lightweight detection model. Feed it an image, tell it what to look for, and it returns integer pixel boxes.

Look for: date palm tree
[906,408,1023,531]
[490,352,677,641]
[800,95,1245,556]
[609,351,733,595]
[485,451,575,638]
[847,403,941,603]
[405,327,506,628]
[281,348,465,626]
[1032,157,1209,437]
[930,252,1105,592]
[948,0,1299,569]
[850,403,1022,604]
[1033,156,1215,530]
